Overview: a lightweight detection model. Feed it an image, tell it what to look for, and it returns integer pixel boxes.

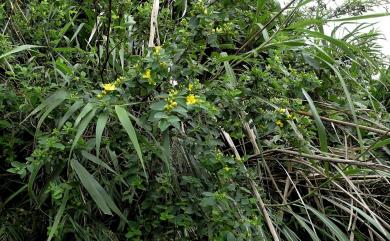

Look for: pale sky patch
[278,0,390,56]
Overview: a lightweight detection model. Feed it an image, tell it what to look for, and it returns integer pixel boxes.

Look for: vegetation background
[1,0,390,240]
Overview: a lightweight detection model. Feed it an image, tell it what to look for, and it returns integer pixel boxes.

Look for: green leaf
[58,100,84,129]
[115,105,147,179]
[0,45,42,60]
[22,89,69,124]
[71,159,112,215]
[96,113,109,158]
[304,205,349,241]
[81,150,116,174]
[328,12,390,22]
[36,93,69,130]
[47,189,69,241]
[71,108,97,153]
[289,211,321,241]
[74,103,94,127]
[302,89,328,153]
[150,101,166,111]
[371,138,390,150]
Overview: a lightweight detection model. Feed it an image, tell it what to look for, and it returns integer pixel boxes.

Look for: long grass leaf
[0,45,42,59]
[302,88,328,153]
[58,100,83,129]
[115,105,147,178]
[71,159,112,215]
[74,103,94,127]
[81,150,116,174]
[71,108,97,153]
[95,113,109,158]
[304,205,349,241]
[47,189,69,241]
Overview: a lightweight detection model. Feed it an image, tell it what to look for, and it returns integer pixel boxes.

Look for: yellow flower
[278,108,286,114]
[114,76,125,85]
[142,69,151,79]
[188,83,194,92]
[287,114,294,120]
[275,120,284,128]
[186,94,198,105]
[154,46,162,54]
[164,100,177,111]
[169,89,178,97]
[103,83,116,91]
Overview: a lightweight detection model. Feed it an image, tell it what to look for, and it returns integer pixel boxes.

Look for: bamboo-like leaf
[58,100,83,129]
[328,12,390,22]
[81,150,116,174]
[70,23,85,42]
[371,138,390,150]
[95,113,109,158]
[47,189,69,241]
[304,205,349,241]
[281,225,300,241]
[0,45,42,59]
[71,108,97,153]
[22,89,69,124]
[37,95,68,130]
[290,211,321,241]
[221,52,237,89]
[71,159,112,215]
[115,105,147,178]
[74,103,94,127]
[302,88,328,153]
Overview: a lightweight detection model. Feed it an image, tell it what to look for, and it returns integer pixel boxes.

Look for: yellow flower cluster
[164,99,177,111]
[275,120,284,128]
[164,89,178,111]
[278,108,286,114]
[97,76,125,98]
[154,46,162,55]
[142,69,155,85]
[188,83,194,92]
[186,94,198,105]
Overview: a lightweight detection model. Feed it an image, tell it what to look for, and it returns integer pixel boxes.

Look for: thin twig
[257,149,390,171]
[296,110,390,136]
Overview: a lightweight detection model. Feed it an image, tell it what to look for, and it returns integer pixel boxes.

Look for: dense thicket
[1,0,390,240]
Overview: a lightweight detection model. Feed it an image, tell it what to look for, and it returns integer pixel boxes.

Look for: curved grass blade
[58,100,83,129]
[70,108,97,153]
[81,150,116,174]
[47,189,69,241]
[0,45,42,59]
[328,12,390,22]
[304,205,349,241]
[22,89,68,124]
[95,113,109,158]
[71,159,112,215]
[115,105,147,179]
[74,103,94,127]
[302,88,328,153]
[289,211,321,241]
[37,94,69,130]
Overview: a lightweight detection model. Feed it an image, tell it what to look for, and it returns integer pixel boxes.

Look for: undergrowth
[1,0,390,240]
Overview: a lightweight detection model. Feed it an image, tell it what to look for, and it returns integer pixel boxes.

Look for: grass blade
[71,159,112,215]
[304,205,349,241]
[58,100,83,129]
[302,88,328,153]
[0,45,42,59]
[95,113,109,158]
[47,189,69,241]
[71,108,97,153]
[115,105,147,179]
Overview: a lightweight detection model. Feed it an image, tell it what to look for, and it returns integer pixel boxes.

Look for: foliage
[1,0,390,240]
